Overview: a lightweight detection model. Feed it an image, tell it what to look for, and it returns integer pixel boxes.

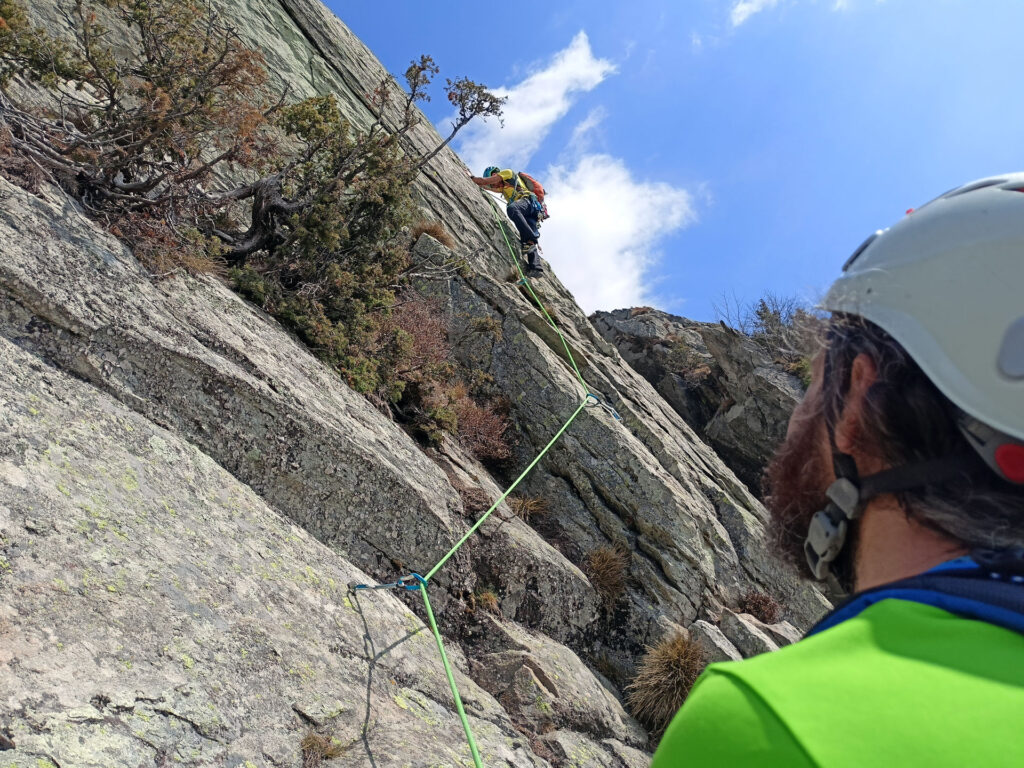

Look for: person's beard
[763,405,833,569]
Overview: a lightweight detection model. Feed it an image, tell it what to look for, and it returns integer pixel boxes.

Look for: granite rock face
[1,1,828,765]
[591,308,806,490]
[0,337,543,767]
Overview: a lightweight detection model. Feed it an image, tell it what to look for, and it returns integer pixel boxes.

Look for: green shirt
[652,599,1024,767]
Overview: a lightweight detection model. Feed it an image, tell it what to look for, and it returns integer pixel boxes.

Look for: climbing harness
[353,190,621,767]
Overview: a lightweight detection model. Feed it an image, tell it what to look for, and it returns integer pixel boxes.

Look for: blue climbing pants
[507,198,540,244]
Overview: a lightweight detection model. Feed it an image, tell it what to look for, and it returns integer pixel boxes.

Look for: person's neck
[853,497,968,591]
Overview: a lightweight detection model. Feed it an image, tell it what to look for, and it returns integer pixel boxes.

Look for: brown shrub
[738,589,782,624]
[463,315,503,344]
[445,474,491,516]
[627,634,708,734]
[391,295,454,384]
[585,546,628,606]
[454,395,512,462]
[785,356,813,388]
[665,343,715,386]
[475,589,500,614]
[507,495,549,523]
[410,219,456,249]
[629,306,654,317]
[300,729,346,767]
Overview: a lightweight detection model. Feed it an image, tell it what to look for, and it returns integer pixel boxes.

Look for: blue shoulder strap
[807,551,1024,637]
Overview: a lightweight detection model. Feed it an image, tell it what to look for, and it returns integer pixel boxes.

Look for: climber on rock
[652,174,1024,767]
[470,166,545,275]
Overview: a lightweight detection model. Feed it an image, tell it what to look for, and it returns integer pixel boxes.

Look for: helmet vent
[842,230,885,272]
[998,316,1024,379]
[944,178,1008,198]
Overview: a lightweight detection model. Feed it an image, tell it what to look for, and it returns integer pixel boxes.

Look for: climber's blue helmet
[483,166,500,178]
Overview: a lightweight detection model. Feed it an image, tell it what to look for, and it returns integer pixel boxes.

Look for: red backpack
[516,171,549,219]
[516,171,546,203]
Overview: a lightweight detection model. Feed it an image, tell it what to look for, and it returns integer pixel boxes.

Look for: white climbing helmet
[822,172,1024,482]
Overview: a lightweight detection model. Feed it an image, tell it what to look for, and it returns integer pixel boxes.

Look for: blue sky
[330,0,1024,319]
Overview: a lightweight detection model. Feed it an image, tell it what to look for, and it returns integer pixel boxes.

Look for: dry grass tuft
[627,634,708,734]
[738,589,782,624]
[411,219,456,249]
[585,546,628,606]
[475,589,500,614]
[507,495,549,523]
[629,306,654,317]
[300,729,346,767]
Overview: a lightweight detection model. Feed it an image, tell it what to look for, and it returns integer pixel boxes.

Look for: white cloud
[539,155,697,312]
[568,107,607,153]
[455,32,616,173]
[730,0,780,26]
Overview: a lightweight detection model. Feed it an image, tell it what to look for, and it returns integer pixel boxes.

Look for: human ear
[833,353,878,455]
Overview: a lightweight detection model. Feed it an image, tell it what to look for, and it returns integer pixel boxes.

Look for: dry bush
[665,342,715,387]
[627,634,708,735]
[439,466,491,516]
[507,495,548,523]
[785,356,813,388]
[410,219,455,249]
[300,730,345,767]
[585,545,628,606]
[738,589,782,624]
[460,315,503,344]
[0,124,43,193]
[629,306,654,317]
[475,589,500,615]
[391,294,454,385]
[454,395,512,463]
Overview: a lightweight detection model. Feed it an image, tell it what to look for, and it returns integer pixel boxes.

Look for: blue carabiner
[402,573,428,591]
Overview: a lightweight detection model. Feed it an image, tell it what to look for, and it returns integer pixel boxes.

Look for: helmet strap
[803,347,976,587]
[805,439,975,588]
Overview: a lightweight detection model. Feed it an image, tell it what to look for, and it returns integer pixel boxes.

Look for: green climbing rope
[424,395,591,582]
[419,580,484,767]
[356,188,615,767]
[483,193,588,390]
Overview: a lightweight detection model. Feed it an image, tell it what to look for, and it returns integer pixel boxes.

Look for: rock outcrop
[0,336,544,766]
[591,308,806,490]
[0,2,828,765]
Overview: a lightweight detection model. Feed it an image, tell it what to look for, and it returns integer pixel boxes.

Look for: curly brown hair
[821,314,1024,550]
